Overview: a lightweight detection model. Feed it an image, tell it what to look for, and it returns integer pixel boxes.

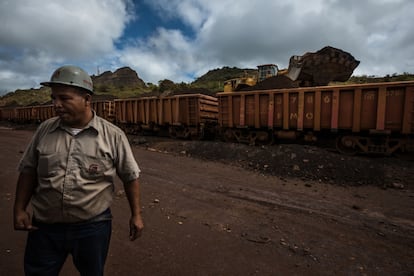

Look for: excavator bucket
[285,58,302,82]
[227,46,360,92]
[285,46,360,86]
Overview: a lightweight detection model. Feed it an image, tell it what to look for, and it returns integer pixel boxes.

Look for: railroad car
[217,81,414,155]
[114,96,159,134]
[36,105,55,122]
[91,100,115,122]
[0,100,115,124]
[13,105,55,123]
[2,83,413,156]
[115,94,219,139]
[15,106,35,123]
[0,106,18,122]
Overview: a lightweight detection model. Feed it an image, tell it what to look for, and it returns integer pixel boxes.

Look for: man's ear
[85,94,92,105]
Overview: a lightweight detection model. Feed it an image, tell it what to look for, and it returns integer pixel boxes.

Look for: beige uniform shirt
[18,113,140,223]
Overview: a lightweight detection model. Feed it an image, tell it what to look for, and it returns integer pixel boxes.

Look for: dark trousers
[24,216,112,276]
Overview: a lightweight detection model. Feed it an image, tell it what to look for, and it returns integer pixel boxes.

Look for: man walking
[13,65,143,275]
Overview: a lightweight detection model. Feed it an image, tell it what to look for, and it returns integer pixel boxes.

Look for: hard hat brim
[40,81,94,94]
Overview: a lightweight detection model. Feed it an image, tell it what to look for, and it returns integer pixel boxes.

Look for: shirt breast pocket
[38,153,62,178]
[80,155,113,181]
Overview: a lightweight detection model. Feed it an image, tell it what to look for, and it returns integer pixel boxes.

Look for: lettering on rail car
[386,90,403,97]
[276,112,281,120]
[306,96,314,104]
[305,112,314,120]
[276,98,282,105]
[363,92,375,101]
[290,113,298,120]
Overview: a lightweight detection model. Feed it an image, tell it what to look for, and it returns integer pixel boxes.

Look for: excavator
[223,46,360,92]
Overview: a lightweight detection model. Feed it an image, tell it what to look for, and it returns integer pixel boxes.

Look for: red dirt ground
[0,127,413,275]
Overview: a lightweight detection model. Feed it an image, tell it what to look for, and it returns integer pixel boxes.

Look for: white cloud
[0,0,133,93]
[143,0,208,30]
[128,0,414,79]
[120,28,199,84]
[1,0,413,95]
[2,0,131,56]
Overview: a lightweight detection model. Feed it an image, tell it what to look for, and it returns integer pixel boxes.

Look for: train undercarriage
[220,127,413,156]
[118,120,413,156]
[119,122,216,141]
[335,134,414,156]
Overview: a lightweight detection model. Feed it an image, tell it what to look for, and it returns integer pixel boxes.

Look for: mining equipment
[223,46,360,92]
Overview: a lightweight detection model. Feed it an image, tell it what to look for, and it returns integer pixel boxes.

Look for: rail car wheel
[254,130,274,146]
[194,127,204,140]
[169,126,177,139]
[336,135,358,155]
[222,128,235,142]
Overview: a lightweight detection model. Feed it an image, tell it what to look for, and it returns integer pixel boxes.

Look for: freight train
[1,81,414,156]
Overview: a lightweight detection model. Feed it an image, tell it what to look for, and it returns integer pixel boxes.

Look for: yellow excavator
[223,46,360,92]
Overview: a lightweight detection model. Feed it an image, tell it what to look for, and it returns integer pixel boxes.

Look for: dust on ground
[130,135,413,190]
[1,125,413,276]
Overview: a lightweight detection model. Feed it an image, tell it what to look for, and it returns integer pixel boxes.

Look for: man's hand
[13,171,38,231]
[14,209,38,231]
[124,179,143,241]
[129,214,144,241]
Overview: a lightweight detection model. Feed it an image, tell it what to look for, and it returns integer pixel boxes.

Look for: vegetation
[348,72,414,83]
[92,85,151,99]
[1,67,413,107]
[0,87,52,107]
[191,66,257,92]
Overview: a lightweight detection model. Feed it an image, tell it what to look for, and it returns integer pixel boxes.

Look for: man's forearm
[13,172,38,230]
[123,178,144,240]
[123,178,142,216]
[14,172,37,212]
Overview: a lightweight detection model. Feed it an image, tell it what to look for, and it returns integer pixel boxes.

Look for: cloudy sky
[0,0,413,95]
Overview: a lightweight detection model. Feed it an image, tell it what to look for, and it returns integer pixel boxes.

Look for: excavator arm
[226,46,360,91]
[283,46,360,86]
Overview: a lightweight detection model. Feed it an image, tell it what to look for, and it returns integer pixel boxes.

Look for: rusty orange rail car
[114,94,218,139]
[1,81,413,156]
[217,81,414,155]
[0,101,115,124]
[0,106,18,121]
[91,100,115,122]
[3,104,55,123]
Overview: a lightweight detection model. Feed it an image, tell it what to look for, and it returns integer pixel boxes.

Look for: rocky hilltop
[92,67,147,89]
[0,67,150,107]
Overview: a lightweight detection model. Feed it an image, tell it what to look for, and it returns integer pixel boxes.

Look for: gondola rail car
[14,104,55,123]
[0,106,18,122]
[91,100,115,122]
[0,100,115,124]
[114,93,219,139]
[217,81,414,155]
[2,83,413,156]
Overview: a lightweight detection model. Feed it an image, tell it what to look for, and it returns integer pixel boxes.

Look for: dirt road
[0,127,413,275]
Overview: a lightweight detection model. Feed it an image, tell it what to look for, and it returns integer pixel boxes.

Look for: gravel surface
[130,136,414,190]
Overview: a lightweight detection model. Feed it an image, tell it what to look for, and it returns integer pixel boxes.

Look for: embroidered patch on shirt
[88,164,100,175]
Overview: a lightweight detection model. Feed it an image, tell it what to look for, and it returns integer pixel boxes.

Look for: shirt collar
[48,110,99,135]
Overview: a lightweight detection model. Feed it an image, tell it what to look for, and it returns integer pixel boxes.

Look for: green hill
[1,67,413,107]
[0,87,52,107]
[191,66,257,92]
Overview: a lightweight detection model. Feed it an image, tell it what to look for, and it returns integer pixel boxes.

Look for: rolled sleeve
[17,127,42,173]
[116,132,140,183]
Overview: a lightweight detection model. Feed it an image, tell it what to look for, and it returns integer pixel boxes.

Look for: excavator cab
[257,64,278,82]
[223,76,256,92]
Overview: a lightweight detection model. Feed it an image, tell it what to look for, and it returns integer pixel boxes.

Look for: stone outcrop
[92,67,147,89]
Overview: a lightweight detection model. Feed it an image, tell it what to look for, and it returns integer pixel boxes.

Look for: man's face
[51,85,90,127]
